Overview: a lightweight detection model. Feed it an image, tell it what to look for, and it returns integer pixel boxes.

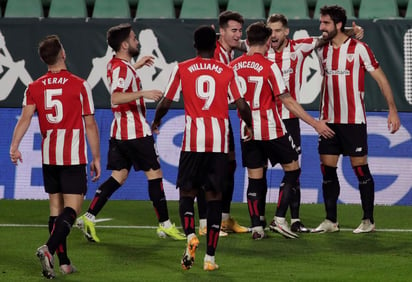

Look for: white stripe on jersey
[43,130,51,164]
[184,115,192,152]
[56,129,65,165]
[252,110,262,140]
[126,111,137,140]
[267,110,277,140]
[71,129,80,165]
[211,117,221,153]
[81,81,95,115]
[196,117,206,152]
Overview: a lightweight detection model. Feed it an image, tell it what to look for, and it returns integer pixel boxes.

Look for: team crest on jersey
[290,52,297,61]
[347,54,354,62]
[117,77,125,88]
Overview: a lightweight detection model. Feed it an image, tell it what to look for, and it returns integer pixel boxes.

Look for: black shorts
[176,151,228,193]
[106,136,161,172]
[43,164,87,195]
[283,118,301,155]
[318,123,368,156]
[241,135,298,169]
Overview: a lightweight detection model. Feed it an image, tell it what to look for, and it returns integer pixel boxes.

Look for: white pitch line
[0,224,411,232]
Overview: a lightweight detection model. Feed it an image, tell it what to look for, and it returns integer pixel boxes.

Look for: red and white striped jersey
[316,38,379,124]
[230,53,288,140]
[268,38,316,119]
[164,56,242,153]
[214,40,235,65]
[24,70,94,165]
[107,57,151,140]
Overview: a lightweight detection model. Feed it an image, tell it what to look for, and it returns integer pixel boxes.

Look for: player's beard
[321,26,337,41]
[128,46,140,58]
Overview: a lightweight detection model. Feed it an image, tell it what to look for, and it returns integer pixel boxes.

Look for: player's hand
[142,90,163,101]
[388,111,401,134]
[315,120,335,139]
[134,56,155,69]
[243,126,253,141]
[90,159,101,182]
[352,21,364,40]
[10,150,22,165]
[151,120,161,134]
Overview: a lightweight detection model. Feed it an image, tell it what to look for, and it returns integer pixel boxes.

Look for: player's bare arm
[111,89,163,105]
[369,67,401,134]
[151,97,173,134]
[9,104,36,165]
[84,114,101,182]
[133,55,155,69]
[279,92,334,138]
[234,97,253,141]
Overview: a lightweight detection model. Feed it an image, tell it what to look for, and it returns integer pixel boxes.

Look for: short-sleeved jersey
[23,70,94,165]
[316,38,379,124]
[230,53,288,140]
[214,40,234,65]
[164,56,242,153]
[107,56,151,140]
[268,38,316,119]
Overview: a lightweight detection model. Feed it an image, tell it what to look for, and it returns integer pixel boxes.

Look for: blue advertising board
[1,109,411,205]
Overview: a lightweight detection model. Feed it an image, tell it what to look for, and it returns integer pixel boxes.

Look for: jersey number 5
[45,89,63,123]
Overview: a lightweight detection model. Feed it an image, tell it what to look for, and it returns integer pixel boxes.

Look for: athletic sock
[275,169,300,218]
[49,216,70,265]
[354,164,375,223]
[206,200,222,256]
[148,178,169,222]
[88,176,121,216]
[46,207,76,255]
[321,165,340,223]
[179,196,195,236]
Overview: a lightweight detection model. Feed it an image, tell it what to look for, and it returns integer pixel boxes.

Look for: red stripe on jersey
[331,47,341,124]
[346,41,357,123]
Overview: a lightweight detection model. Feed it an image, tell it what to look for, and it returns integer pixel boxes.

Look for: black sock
[206,200,222,256]
[88,176,121,216]
[354,165,375,223]
[222,159,236,214]
[179,196,195,236]
[247,178,265,227]
[148,178,169,222]
[321,165,340,223]
[49,216,70,265]
[275,169,300,218]
[196,189,207,220]
[289,179,301,219]
[46,207,76,255]
[258,167,268,219]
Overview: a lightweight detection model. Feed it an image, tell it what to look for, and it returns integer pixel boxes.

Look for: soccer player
[9,35,101,278]
[76,23,185,242]
[264,14,365,233]
[312,5,400,234]
[230,22,334,239]
[214,10,250,234]
[152,25,253,271]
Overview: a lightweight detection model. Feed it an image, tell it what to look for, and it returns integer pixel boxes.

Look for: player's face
[268,21,289,51]
[220,20,243,50]
[127,30,140,57]
[319,15,338,41]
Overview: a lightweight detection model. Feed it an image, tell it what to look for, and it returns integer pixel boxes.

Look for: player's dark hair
[107,23,132,52]
[320,5,347,32]
[219,10,244,28]
[38,35,62,65]
[246,22,272,46]
[267,13,288,28]
[194,25,216,52]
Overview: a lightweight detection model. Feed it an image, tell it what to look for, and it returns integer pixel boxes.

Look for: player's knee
[321,164,338,181]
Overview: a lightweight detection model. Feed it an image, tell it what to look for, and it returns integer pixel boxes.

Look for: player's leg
[221,121,248,233]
